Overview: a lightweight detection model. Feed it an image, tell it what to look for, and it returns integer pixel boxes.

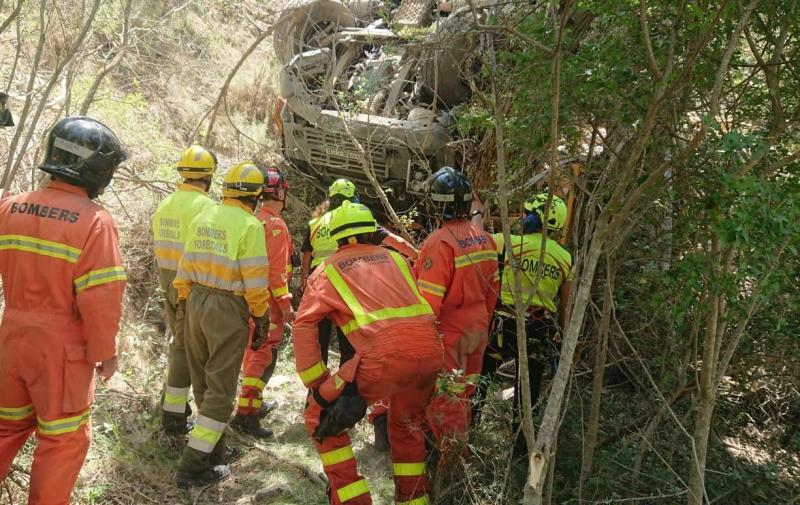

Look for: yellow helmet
[524,193,568,231]
[329,200,377,242]
[177,145,217,179]
[329,178,357,199]
[222,161,264,198]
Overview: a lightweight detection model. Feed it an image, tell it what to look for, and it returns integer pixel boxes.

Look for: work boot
[230,414,273,439]
[258,399,279,419]
[372,413,390,452]
[176,464,230,488]
[162,404,194,435]
[210,436,241,466]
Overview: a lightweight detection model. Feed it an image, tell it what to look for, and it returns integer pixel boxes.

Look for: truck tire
[274,0,357,65]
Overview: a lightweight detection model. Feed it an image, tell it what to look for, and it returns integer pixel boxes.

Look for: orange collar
[46,179,89,197]
[258,206,281,219]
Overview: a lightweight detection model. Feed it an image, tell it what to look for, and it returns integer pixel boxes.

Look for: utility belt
[495,304,550,321]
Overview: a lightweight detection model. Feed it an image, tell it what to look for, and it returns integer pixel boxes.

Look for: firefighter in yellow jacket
[173,161,270,487]
[152,145,216,435]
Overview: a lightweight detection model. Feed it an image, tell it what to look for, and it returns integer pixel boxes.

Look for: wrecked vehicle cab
[273,0,485,210]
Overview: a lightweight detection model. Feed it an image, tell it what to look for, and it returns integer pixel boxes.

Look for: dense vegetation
[0,1,797,504]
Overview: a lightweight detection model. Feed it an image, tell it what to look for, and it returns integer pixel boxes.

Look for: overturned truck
[273,0,486,209]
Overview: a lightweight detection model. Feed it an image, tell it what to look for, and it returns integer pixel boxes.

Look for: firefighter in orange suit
[173,162,270,487]
[153,145,217,435]
[294,201,443,505]
[0,117,128,505]
[414,167,499,456]
[232,164,293,438]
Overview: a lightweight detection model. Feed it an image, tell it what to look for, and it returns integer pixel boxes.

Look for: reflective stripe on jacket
[415,219,499,336]
[258,206,292,310]
[292,243,436,388]
[152,184,214,271]
[0,180,127,362]
[493,232,573,312]
[174,199,270,317]
[308,211,337,268]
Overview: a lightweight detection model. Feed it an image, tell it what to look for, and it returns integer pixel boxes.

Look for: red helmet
[260,165,288,200]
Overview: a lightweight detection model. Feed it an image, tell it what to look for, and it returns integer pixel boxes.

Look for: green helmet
[524,193,568,231]
[329,201,377,242]
[329,178,357,199]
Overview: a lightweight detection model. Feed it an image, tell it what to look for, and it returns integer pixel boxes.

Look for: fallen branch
[252,443,327,488]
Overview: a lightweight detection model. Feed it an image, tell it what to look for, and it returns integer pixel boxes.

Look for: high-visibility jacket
[0,180,127,362]
[293,243,435,389]
[258,206,292,311]
[493,232,572,312]
[307,211,337,269]
[174,199,270,317]
[151,184,214,272]
[415,219,499,336]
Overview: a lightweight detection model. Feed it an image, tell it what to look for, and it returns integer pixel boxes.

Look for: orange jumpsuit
[294,244,443,505]
[414,219,498,447]
[0,180,126,505]
[238,206,293,416]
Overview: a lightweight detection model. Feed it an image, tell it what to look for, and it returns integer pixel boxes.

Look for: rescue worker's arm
[414,238,454,317]
[380,228,419,261]
[300,225,313,289]
[292,274,337,389]
[173,257,192,301]
[74,212,128,367]
[266,219,293,319]
[240,221,271,318]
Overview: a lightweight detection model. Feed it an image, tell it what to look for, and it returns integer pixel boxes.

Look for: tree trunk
[579,258,616,497]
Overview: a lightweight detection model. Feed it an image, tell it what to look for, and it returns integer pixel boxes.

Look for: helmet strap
[239,195,259,211]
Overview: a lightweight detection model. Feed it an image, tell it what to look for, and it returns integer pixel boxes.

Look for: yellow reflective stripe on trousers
[398,496,431,505]
[243,376,266,390]
[393,462,426,476]
[74,266,128,293]
[37,409,90,436]
[187,415,225,453]
[0,403,35,421]
[326,252,433,336]
[163,386,189,414]
[299,360,327,385]
[337,479,369,502]
[0,234,81,263]
[418,279,446,297]
[454,250,497,268]
[320,445,355,467]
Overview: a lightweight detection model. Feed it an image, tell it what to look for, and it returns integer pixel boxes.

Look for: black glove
[313,395,367,442]
[251,314,270,351]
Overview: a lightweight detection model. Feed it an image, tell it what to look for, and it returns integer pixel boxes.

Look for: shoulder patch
[423,256,433,271]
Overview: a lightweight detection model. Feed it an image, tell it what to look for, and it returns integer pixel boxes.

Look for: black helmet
[427,166,472,219]
[39,116,127,196]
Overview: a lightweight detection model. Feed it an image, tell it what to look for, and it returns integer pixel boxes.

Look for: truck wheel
[274,0,357,65]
